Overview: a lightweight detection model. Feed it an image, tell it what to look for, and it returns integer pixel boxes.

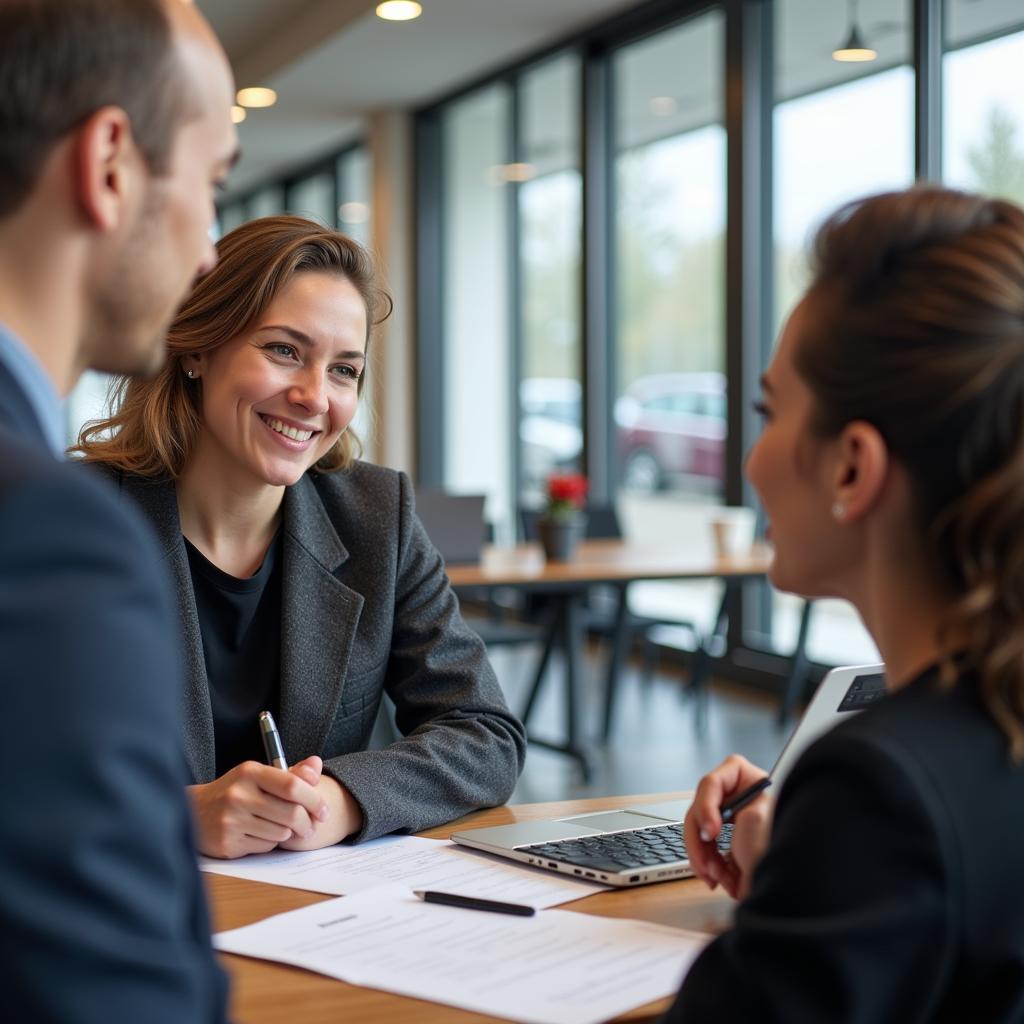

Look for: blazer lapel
[118,475,216,782]
[279,474,364,761]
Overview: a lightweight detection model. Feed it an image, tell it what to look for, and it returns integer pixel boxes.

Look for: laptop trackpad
[558,810,673,831]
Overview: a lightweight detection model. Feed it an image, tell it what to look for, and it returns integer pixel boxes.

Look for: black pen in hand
[720,776,772,823]
[413,891,536,917]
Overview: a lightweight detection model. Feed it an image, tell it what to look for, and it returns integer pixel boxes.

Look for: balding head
[0,0,232,220]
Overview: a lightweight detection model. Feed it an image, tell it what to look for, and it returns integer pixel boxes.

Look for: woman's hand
[278,773,365,851]
[188,755,330,859]
[684,754,773,899]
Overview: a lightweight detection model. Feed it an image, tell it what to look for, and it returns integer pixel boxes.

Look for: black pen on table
[258,710,289,769]
[413,891,536,917]
[720,776,772,823]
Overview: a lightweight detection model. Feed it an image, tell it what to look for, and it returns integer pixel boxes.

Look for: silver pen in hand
[258,710,289,769]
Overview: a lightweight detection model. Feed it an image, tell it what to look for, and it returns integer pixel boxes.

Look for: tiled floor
[489,643,791,806]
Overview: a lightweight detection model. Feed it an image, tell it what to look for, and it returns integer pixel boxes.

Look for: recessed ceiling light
[236,87,278,108]
[376,1,422,22]
[230,105,247,124]
[487,163,537,186]
[338,201,369,224]
[649,96,677,116]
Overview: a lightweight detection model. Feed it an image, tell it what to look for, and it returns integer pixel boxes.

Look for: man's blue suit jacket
[0,360,228,1022]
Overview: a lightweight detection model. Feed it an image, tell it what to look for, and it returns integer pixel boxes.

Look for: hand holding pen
[185,711,329,860]
[683,753,774,900]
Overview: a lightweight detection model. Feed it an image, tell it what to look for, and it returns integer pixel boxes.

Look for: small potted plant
[538,472,589,561]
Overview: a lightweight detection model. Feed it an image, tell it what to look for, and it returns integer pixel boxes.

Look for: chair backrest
[519,503,622,542]
[414,489,487,565]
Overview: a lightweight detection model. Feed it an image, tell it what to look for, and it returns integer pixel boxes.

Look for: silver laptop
[452,663,886,887]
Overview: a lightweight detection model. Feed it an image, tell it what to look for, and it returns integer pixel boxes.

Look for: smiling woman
[71,216,526,859]
[180,271,368,495]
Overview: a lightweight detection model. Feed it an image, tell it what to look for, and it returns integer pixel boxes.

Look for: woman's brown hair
[797,185,1024,759]
[74,215,392,476]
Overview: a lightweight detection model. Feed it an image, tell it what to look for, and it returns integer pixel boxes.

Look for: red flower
[546,473,588,519]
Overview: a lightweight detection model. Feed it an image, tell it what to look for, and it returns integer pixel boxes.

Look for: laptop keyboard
[517,821,733,873]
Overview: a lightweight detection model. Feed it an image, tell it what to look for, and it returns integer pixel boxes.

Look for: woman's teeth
[263,416,313,442]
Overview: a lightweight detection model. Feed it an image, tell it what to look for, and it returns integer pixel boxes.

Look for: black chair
[415,490,542,651]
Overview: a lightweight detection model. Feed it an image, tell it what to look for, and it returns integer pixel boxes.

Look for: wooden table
[209,793,733,1024]
[447,541,774,775]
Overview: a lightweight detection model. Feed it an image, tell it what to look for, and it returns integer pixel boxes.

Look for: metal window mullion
[914,0,943,181]
[582,47,614,505]
[508,81,524,531]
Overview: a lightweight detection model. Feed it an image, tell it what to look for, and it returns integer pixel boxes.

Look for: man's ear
[73,106,138,233]
[832,421,889,523]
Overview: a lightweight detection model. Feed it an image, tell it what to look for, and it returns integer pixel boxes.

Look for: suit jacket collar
[0,326,65,455]
[121,472,365,782]
[0,358,49,451]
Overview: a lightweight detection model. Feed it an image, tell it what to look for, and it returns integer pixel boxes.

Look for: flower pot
[537,514,586,562]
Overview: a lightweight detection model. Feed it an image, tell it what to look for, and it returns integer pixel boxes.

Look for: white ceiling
[198,0,1024,200]
[199,0,640,199]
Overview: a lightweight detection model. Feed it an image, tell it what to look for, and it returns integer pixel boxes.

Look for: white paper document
[199,835,604,909]
[214,885,710,1024]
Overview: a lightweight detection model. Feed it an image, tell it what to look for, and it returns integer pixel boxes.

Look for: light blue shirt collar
[0,323,65,456]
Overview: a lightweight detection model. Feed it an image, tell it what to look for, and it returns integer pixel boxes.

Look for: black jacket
[666,665,1024,1023]
[104,466,527,841]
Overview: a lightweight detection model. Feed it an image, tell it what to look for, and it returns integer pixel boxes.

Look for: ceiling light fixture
[230,105,247,124]
[338,201,369,224]
[376,1,422,21]
[236,86,278,108]
[486,163,537,186]
[832,0,877,62]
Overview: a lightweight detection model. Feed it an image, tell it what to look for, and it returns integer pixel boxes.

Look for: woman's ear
[831,420,889,524]
[181,352,205,380]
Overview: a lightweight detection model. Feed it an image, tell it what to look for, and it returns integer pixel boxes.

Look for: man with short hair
[0,1,238,1019]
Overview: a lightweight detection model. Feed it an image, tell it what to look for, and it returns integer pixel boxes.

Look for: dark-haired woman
[74,216,525,859]
[666,186,1024,1022]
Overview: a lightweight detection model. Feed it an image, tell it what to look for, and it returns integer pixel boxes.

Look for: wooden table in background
[209,792,733,1024]
[446,541,774,775]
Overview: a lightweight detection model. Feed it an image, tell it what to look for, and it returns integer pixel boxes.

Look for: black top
[185,532,283,777]
[665,664,1024,1024]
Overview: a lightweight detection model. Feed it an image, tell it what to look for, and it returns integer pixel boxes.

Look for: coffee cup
[709,507,756,558]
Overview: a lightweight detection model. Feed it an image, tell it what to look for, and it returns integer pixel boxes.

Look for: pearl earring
[186,369,196,379]
[832,501,846,520]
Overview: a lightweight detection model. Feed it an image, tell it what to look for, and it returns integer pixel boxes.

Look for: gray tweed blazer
[101,462,526,842]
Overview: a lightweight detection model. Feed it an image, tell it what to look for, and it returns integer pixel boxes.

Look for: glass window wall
[287,169,335,226]
[441,84,514,536]
[610,10,728,635]
[338,147,373,248]
[943,1,1024,206]
[518,54,583,507]
[763,0,913,665]
[418,0,1023,687]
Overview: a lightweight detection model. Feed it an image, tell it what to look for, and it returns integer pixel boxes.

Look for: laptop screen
[770,665,886,792]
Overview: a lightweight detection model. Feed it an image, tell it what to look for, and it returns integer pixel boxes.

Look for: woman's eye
[751,399,773,421]
[331,365,361,381]
[267,343,297,359]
